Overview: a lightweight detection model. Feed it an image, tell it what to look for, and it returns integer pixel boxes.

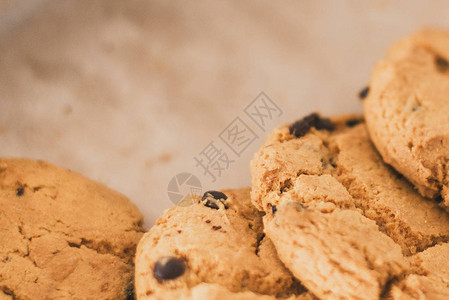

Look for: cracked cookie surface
[251,115,449,299]
[390,243,449,299]
[135,188,312,300]
[364,29,449,208]
[0,158,144,300]
[265,204,407,300]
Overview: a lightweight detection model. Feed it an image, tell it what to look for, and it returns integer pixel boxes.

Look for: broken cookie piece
[265,204,408,300]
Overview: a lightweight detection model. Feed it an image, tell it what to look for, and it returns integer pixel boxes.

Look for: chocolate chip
[202,190,227,201]
[204,201,219,209]
[289,113,335,138]
[201,190,228,209]
[16,187,24,197]
[289,115,313,138]
[359,86,370,100]
[435,56,449,72]
[271,205,277,214]
[329,157,337,168]
[345,119,361,128]
[320,158,327,168]
[314,117,335,131]
[212,225,222,231]
[153,256,185,281]
[205,220,211,223]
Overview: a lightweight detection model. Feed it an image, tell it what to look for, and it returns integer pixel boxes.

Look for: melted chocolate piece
[435,56,449,72]
[289,113,335,138]
[201,191,228,209]
[153,256,185,281]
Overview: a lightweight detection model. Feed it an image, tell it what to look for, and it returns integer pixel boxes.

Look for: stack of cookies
[2,29,449,300]
[136,29,449,299]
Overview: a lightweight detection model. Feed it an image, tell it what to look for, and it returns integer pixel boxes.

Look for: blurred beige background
[1,0,449,226]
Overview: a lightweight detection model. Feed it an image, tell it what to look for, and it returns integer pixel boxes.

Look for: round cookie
[250,114,449,299]
[0,158,144,299]
[135,188,310,299]
[363,29,449,208]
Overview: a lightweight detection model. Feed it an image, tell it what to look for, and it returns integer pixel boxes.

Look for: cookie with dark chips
[251,114,449,299]
[0,158,144,300]
[135,188,313,299]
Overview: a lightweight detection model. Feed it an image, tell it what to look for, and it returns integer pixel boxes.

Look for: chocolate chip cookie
[0,158,144,299]
[363,29,449,208]
[251,114,449,299]
[135,188,313,299]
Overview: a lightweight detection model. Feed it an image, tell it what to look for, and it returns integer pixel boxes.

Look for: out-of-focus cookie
[363,29,449,208]
[0,158,144,300]
[135,188,309,300]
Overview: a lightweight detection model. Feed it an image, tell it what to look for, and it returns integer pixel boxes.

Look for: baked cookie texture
[265,204,407,300]
[135,188,313,300]
[390,243,449,299]
[363,29,449,208]
[0,158,144,300]
[251,114,449,299]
